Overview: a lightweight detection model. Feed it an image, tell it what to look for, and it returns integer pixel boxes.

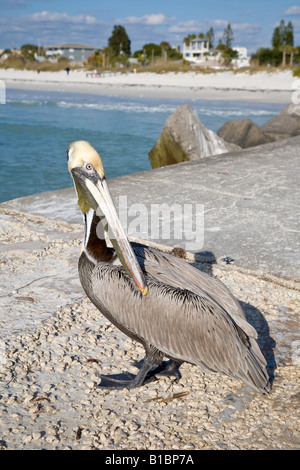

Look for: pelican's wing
[134,246,267,371]
[91,258,269,393]
[134,245,247,321]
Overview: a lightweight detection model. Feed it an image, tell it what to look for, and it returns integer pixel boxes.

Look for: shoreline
[1,68,293,103]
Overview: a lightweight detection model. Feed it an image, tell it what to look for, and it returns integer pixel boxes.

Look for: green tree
[206,27,215,49]
[272,20,294,48]
[223,23,234,48]
[284,21,294,46]
[272,26,281,49]
[215,41,238,65]
[108,25,131,56]
[160,41,170,61]
[250,47,282,66]
[21,44,39,60]
[183,34,196,45]
[142,43,162,58]
[280,44,296,66]
[167,47,182,60]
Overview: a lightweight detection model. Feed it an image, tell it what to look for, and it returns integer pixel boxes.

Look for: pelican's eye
[85,163,93,171]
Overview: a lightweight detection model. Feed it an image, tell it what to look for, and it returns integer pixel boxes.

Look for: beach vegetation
[222,23,234,49]
[20,44,39,61]
[135,59,191,74]
[251,19,297,68]
[215,41,238,66]
[272,20,294,48]
[108,25,131,56]
[206,27,215,50]
[133,42,182,64]
[293,66,300,77]
[86,47,113,68]
[183,34,197,46]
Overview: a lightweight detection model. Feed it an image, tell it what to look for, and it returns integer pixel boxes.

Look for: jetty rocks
[217,119,272,148]
[149,103,300,168]
[148,104,238,169]
[218,103,300,149]
[261,103,300,141]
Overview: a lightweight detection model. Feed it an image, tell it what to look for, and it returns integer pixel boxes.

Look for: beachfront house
[182,38,210,64]
[45,43,101,63]
[182,37,250,69]
[231,47,250,68]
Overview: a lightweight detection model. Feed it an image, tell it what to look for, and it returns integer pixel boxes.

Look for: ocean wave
[56,100,177,114]
[7,98,58,107]
[195,107,274,117]
[57,100,276,117]
[6,97,278,118]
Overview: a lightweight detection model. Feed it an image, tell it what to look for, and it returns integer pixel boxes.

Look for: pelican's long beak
[71,166,148,295]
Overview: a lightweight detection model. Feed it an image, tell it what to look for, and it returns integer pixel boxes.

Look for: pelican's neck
[81,208,114,264]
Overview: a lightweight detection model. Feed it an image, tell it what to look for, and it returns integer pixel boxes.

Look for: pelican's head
[67,140,106,213]
[67,140,147,295]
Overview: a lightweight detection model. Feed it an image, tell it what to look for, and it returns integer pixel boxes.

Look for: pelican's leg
[98,354,161,390]
[152,360,182,381]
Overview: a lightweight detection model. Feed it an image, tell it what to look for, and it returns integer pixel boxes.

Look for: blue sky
[1,1,300,54]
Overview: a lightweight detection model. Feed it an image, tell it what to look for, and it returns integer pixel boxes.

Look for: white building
[182,38,250,68]
[45,43,101,63]
[231,47,250,68]
[182,38,210,64]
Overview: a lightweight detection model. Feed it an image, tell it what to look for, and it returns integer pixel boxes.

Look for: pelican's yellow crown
[67,140,105,178]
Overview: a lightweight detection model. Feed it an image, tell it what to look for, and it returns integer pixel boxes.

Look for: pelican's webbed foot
[98,355,160,390]
[152,360,182,381]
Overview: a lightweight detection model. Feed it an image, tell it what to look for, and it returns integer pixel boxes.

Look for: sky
[1,0,300,54]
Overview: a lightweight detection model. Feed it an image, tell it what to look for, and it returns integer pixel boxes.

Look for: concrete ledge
[2,136,299,282]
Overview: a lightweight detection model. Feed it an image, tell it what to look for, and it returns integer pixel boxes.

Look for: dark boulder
[217,119,273,148]
[260,104,300,141]
[148,104,239,169]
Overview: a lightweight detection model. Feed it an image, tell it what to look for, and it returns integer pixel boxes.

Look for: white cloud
[168,18,261,37]
[284,5,300,16]
[211,19,228,28]
[0,10,106,48]
[168,20,203,33]
[30,11,99,25]
[117,13,175,26]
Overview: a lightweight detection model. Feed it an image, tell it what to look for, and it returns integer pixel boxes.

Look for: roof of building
[46,43,101,50]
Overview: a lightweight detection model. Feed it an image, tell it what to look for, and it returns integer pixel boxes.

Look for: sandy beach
[0,68,294,103]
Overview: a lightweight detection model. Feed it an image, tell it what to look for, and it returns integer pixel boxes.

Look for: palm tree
[279,45,287,66]
[279,44,296,67]
[160,41,170,61]
[286,45,296,66]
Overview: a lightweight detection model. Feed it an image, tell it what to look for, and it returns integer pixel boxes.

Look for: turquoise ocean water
[0,88,285,203]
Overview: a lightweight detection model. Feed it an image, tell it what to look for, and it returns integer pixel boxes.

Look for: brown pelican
[67,140,271,394]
